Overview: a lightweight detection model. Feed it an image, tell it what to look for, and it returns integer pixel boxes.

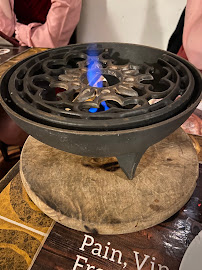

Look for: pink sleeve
[183,0,202,69]
[0,0,15,36]
[15,0,82,48]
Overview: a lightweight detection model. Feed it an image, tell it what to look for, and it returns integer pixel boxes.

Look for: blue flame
[87,53,103,88]
[89,101,109,113]
[87,51,109,113]
[101,101,109,111]
[89,107,98,113]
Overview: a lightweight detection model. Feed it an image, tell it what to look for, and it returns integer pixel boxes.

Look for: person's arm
[183,0,202,69]
[0,0,15,37]
[15,0,82,48]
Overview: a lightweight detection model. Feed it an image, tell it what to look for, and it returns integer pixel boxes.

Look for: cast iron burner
[0,43,201,179]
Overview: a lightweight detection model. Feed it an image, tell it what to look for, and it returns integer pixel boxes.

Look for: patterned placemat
[0,172,54,270]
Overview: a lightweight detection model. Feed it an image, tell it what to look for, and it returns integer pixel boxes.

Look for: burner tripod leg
[116,148,148,180]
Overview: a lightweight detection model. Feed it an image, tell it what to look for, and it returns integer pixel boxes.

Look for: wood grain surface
[20,128,199,235]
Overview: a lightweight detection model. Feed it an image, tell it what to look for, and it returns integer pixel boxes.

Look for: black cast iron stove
[0,43,201,179]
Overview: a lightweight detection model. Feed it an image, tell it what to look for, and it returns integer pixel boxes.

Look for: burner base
[20,129,199,234]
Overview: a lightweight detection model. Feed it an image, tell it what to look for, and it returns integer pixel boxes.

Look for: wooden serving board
[32,164,202,270]
[20,128,199,235]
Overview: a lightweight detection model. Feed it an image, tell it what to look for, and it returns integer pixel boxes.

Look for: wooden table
[0,163,201,270]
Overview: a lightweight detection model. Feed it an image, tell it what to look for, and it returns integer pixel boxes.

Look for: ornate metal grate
[7,44,194,131]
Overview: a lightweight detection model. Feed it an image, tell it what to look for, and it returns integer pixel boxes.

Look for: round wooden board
[20,128,199,235]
